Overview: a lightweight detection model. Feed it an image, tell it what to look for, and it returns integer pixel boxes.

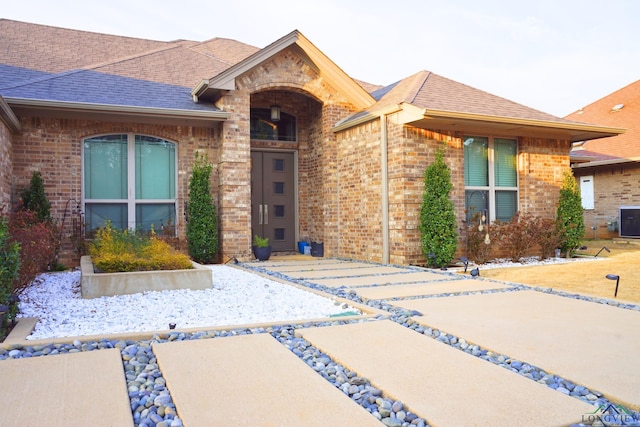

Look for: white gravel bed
[18,265,358,340]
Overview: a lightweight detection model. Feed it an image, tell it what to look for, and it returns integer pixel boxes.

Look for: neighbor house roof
[335,71,625,142]
[566,79,640,167]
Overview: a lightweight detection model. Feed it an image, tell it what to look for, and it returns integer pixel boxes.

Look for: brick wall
[336,119,383,261]
[574,164,640,239]
[11,116,222,266]
[0,120,12,210]
[334,118,573,265]
[518,137,571,217]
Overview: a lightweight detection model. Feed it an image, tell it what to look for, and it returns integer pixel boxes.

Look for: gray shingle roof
[1,67,218,111]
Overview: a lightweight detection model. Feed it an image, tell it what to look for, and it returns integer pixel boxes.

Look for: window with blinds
[464,136,518,222]
[83,134,177,232]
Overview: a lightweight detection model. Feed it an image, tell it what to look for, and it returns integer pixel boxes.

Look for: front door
[250,151,295,252]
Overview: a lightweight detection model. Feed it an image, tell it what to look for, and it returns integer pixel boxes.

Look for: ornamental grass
[89,222,193,273]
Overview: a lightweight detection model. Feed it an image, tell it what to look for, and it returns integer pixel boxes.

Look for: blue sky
[4,0,639,117]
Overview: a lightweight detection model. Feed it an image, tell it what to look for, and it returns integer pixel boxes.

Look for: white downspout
[381,114,390,264]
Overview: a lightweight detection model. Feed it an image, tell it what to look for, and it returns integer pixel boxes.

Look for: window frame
[250,108,297,142]
[464,135,519,223]
[82,133,178,231]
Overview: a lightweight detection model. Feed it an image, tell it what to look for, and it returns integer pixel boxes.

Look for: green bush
[20,171,51,222]
[0,217,21,327]
[253,235,269,248]
[186,153,218,264]
[419,147,458,268]
[89,222,193,273]
[557,170,585,257]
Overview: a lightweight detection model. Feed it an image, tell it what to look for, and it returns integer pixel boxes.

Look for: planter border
[80,256,212,299]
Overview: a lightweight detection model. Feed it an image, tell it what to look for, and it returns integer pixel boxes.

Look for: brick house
[0,19,623,266]
[568,80,639,239]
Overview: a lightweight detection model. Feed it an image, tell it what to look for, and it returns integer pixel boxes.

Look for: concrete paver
[262,261,377,272]
[394,290,640,410]
[153,333,380,427]
[354,278,511,300]
[283,265,408,279]
[299,320,593,426]
[0,349,132,426]
[311,270,453,288]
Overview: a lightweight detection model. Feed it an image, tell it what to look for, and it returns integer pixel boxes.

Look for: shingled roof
[567,79,639,166]
[336,71,624,142]
[0,19,628,141]
[0,19,257,115]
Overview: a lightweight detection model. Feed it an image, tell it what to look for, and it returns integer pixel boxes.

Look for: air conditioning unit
[619,206,640,237]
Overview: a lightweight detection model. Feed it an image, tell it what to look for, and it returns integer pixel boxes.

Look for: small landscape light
[470,267,480,278]
[459,257,469,273]
[605,274,620,298]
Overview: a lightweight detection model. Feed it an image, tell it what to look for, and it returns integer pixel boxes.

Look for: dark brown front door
[251,151,295,252]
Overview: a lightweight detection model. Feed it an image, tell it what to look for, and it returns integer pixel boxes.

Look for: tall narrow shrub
[186,153,218,264]
[419,148,458,267]
[556,170,584,258]
[0,217,21,323]
[21,171,51,221]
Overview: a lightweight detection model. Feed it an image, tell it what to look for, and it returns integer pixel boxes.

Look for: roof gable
[193,30,374,109]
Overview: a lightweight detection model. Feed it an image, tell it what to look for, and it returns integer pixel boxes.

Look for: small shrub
[419,147,458,268]
[557,170,585,257]
[89,222,193,273]
[530,217,563,259]
[186,152,218,264]
[0,216,21,327]
[253,235,269,248]
[20,171,51,222]
[8,210,60,294]
[466,212,493,264]
[493,213,538,262]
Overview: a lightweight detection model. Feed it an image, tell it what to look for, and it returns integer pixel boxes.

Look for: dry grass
[477,240,640,304]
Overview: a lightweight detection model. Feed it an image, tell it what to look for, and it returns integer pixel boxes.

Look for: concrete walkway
[2,256,639,426]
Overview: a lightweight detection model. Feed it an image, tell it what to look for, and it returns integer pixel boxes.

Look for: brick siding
[11,116,222,266]
[574,164,640,239]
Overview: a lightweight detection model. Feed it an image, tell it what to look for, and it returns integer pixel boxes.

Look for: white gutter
[5,98,231,121]
[0,96,21,132]
[572,156,640,168]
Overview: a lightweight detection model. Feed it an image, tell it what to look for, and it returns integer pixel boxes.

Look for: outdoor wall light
[594,246,610,257]
[169,323,176,330]
[605,274,620,298]
[270,104,280,122]
[470,267,480,278]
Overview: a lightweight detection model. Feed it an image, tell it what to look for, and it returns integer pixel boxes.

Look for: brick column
[218,90,252,261]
